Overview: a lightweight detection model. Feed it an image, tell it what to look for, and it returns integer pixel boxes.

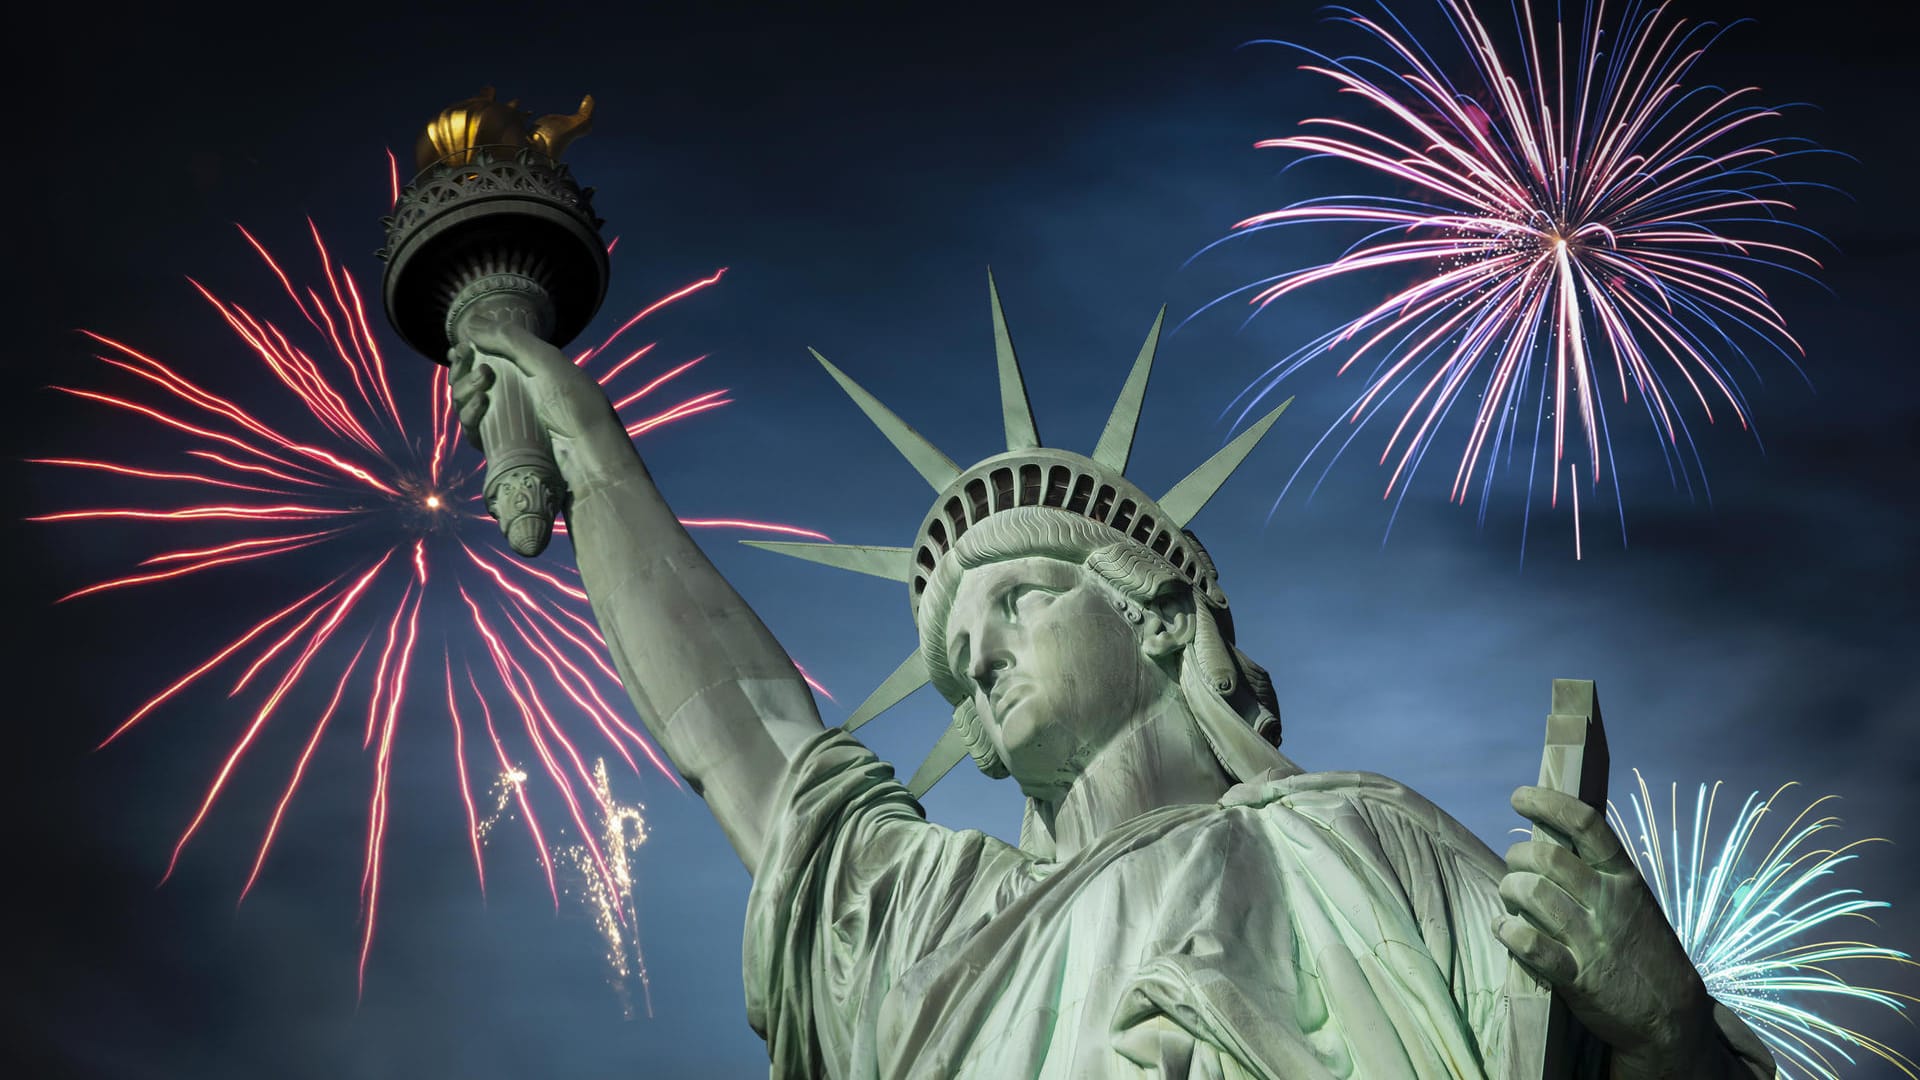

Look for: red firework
[33,219,830,993]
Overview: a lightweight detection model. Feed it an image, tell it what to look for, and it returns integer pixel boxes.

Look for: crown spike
[987,269,1041,452]
[1157,397,1294,528]
[843,648,931,732]
[1092,306,1165,471]
[741,540,915,582]
[811,349,961,491]
[907,718,971,798]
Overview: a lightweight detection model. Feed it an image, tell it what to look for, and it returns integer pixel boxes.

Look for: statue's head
[748,274,1295,827]
[916,507,1282,802]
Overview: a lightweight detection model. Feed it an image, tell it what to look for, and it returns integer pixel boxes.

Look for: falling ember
[556,757,654,1019]
[1571,464,1581,561]
[474,765,530,846]
[1196,0,1830,555]
[37,213,831,993]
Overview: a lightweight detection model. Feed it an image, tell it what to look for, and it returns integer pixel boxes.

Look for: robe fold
[744,730,1769,1079]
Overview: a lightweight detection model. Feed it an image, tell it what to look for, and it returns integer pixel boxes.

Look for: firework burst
[1610,771,1917,1078]
[1196,0,1834,555]
[34,217,831,994]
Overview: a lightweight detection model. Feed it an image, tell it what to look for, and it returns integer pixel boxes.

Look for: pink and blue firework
[33,205,831,993]
[1195,0,1836,556]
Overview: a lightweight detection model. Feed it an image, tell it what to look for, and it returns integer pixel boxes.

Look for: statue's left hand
[1498,785,1718,1077]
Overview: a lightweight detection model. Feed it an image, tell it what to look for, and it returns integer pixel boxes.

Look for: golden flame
[414,87,595,171]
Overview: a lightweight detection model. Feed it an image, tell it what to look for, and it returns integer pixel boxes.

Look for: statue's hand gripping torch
[378,88,607,557]
[451,289,566,554]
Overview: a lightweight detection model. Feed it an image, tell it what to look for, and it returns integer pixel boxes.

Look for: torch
[377,88,608,556]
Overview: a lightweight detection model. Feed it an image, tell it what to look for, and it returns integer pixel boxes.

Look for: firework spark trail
[468,667,552,904]
[1610,771,1918,1079]
[358,578,425,994]
[240,635,372,905]
[446,653,487,895]
[162,558,391,886]
[460,589,628,928]
[557,757,655,1019]
[1193,0,1832,555]
[38,218,832,992]
[465,752,656,1018]
[473,762,529,848]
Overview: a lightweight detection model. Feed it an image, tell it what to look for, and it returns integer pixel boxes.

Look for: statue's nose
[969,646,1010,692]
[969,649,995,690]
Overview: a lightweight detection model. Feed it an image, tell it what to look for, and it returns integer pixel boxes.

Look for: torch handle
[455,290,566,558]
[476,364,564,556]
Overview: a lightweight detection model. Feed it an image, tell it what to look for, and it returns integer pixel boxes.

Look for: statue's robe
[745,730,1770,1079]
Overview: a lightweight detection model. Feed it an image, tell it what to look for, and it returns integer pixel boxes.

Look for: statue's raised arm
[450,312,824,869]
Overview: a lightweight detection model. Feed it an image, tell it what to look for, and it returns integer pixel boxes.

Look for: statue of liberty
[447,280,1776,1078]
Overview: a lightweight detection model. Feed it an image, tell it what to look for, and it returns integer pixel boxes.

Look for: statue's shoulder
[1221,766,1501,869]
[1222,764,1428,813]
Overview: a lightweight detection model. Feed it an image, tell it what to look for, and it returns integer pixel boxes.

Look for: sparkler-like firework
[474,756,654,1017]
[1199,0,1832,554]
[558,758,653,1020]
[1610,771,1917,1079]
[34,214,830,993]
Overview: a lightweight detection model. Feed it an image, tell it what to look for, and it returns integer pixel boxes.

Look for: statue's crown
[414,87,595,171]
[748,273,1290,796]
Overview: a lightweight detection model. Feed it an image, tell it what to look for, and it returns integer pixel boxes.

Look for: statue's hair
[916,507,1281,779]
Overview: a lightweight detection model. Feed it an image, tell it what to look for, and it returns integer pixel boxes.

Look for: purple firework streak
[1194,0,1836,556]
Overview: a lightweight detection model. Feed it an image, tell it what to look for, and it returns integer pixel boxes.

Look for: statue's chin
[999,729,1083,803]
[997,712,1071,775]
[1010,769,1075,804]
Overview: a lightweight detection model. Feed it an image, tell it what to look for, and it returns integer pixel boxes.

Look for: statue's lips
[989,682,1030,721]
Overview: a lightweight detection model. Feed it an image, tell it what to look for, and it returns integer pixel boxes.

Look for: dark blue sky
[11,0,1916,1076]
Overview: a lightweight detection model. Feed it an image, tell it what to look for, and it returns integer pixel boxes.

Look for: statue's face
[943,556,1176,799]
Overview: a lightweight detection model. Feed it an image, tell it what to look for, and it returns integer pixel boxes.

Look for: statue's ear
[1140,589,1196,661]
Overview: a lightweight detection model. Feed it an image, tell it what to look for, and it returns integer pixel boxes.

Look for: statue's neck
[1038,703,1233,861]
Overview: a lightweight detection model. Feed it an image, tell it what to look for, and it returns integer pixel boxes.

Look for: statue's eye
[1002,584,1059,621]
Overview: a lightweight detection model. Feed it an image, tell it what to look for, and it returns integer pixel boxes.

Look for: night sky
[12,1,1916,1076]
